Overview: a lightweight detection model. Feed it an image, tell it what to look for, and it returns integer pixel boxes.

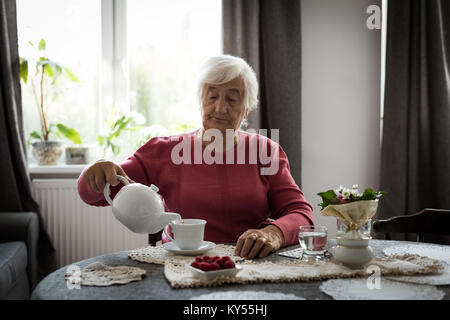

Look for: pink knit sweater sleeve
[77,154,150,207]
[262,143,314,246]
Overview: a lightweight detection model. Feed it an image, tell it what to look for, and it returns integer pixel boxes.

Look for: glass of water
[298,225,328,260]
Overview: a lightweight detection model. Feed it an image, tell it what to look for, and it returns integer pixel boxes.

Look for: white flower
[352,184,359,190]
[335,185,344,195]
[342,188,351,199]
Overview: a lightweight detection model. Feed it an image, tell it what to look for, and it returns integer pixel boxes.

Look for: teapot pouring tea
[104,175,181,234]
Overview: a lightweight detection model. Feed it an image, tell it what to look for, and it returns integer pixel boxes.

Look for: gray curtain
[378,0,450,240]
[0,0,56,280]
[222,0,302,186]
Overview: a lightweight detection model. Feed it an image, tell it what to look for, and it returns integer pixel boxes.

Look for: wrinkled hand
[83,160,134,193]
[234,225,285,259]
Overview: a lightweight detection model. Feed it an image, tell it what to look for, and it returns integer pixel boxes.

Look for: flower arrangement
[317,184,385,209]
[317,185,385,237]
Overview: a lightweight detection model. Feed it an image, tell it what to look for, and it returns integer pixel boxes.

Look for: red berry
[210,262,220,271]
[195,257,203,263]
[217,257,225,268]
[191,262,200,269]
[199,262,210,271]
[223,260,235,269]
[211,256,220,262]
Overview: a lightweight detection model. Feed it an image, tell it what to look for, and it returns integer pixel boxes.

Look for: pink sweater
[77,130,314,246]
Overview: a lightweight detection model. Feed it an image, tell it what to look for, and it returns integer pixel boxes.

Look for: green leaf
[29,131,43,141]
[38,38,46,51]
[56,123,82,144]
[111,143,121,156]
[43,61,54,78]
[64,67,80,82]
[19,58,28,83]
[317,189,337,209]
[97,135,105,146]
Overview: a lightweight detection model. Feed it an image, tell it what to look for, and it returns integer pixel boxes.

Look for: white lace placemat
[128,244,444,289]
[320,278,445,300]
[163,253,443,288]
[190,290,305,300]
[383,244,450,285]
[64,262,146,287]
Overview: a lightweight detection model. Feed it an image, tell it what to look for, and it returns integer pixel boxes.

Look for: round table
[31,239,450,300]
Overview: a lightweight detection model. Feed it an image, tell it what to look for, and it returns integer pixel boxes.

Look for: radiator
[31,179,148,268]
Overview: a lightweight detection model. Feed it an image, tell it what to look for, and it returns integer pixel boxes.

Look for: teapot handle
[163,222,175,242]
[104,175,130,205]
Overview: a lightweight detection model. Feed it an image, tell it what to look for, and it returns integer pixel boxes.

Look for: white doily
[64,262,146,287]
[190,290,305,300]
[128,244,239,266]
[383,244,450,285]
[320,278,445,300]
[383,244,450,266]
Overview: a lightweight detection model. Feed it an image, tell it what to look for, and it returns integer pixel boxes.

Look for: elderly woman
[78,55,313,258]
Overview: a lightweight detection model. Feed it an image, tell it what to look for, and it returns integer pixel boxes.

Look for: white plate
[186,263,243,281]
[163,241,216,255]
[320,278,444,300]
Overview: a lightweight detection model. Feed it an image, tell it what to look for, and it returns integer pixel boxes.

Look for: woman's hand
[83,160,134,193]
[234,225,285,259]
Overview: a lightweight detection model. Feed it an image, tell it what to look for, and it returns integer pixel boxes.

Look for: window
[17,0,222,164]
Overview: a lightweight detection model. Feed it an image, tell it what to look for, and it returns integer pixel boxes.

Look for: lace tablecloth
[128,244,444,289]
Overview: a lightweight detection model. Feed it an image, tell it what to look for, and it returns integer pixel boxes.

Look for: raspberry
[223,260,235,269]
[190,261,201,269]
[198,262,211,271]
[210,262,220,271]
[195,257,203,263]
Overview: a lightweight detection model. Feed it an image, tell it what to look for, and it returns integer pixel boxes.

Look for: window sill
[29,163,91,180]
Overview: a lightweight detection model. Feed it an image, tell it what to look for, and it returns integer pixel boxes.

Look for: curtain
[222,0,303,186]
[0,0,56,283]
[378,0,450,242]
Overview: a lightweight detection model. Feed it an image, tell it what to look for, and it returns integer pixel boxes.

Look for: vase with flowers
[318,184,385,269]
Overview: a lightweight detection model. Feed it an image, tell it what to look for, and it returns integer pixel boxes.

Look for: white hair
[197,55,259,127]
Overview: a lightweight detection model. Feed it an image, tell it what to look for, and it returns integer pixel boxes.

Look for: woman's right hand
[83,160,134,193]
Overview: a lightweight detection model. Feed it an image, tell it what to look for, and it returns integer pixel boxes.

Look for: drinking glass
[298,226,328,260]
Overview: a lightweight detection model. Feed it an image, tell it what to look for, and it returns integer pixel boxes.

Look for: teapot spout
[161,212,181,225]
[147,212,181,234]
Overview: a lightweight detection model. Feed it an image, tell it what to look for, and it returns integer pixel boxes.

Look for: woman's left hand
[234,225,285,258]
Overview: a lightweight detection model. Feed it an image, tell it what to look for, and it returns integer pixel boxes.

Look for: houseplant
[97,110,145,158]
[19,38,80,165]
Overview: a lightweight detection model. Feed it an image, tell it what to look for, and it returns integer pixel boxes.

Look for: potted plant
[55,124,89,165]
[97,110,145,158]
[19,38,80,165]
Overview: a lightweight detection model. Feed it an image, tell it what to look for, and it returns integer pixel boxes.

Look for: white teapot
[104,175,181,234]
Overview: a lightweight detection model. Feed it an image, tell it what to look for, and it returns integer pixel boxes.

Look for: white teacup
[163,219,206,250]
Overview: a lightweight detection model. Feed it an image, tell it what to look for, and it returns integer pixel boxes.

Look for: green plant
[97,111,145,157]
[19,38,80,142]
[317,184,385,210]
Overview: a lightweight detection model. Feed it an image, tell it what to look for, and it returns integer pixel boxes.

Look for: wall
[301,0,382,237]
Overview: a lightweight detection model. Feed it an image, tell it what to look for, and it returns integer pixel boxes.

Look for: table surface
[31,239,450,300]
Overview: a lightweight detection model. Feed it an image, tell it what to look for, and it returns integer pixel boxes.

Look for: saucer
[163,241,216,255]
